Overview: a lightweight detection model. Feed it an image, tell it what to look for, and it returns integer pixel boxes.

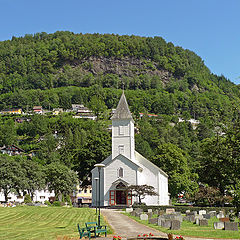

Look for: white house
[91,92,169,206]
[0,189,55,203]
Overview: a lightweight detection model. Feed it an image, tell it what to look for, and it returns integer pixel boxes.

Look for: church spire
[111,92,133,121]
[111,92,135,160]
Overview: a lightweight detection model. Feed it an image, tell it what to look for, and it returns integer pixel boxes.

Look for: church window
[119,126,124,135]
[116,181,126,189]
[118,145,124,155]
[118,167,124,178]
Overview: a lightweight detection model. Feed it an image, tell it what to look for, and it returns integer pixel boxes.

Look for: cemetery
[125,207,240,239]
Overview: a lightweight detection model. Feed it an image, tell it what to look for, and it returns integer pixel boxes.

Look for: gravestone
[174,215,183,222]
[159,210,165,215]
[199,210,207,215]
[203,214,211,219]
[214,222,224,230]
[126,207,133,213]
[175,212,182,216]
[219,217,230,222]
[135,212,141,218]
[187,211,197,216]
[148,209,152,213]
[170,220,181,230]
[148,218,158,225]
[195,218,200,225]
[130,211,136,216]
[164,214,174,220]
[166,208,175,214]
[224,222,238,231]
[135,208,143,213]
[162,220,172,229]
[157,216,165,226]
[217,211,225,219]
[209,211,217,217]
[140,213,148,221]
[153,210,159,216]
[199,219,208,226]
[147,212,153,219]
[189,215,196,222]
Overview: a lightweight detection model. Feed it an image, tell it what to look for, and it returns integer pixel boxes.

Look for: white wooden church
[91,92,169,206]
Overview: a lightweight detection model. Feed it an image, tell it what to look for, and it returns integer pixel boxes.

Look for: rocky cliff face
[71,56,172,85]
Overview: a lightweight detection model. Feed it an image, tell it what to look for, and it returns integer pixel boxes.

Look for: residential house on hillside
[0,145,25,156]
[1,108,22,115]
[72,104,97,120]
[52,108,63,115]
[33,106,43,114]
[139,112,158,118]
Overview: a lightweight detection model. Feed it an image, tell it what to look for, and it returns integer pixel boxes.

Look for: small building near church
[91,92,169,206]
[76,185,92,205]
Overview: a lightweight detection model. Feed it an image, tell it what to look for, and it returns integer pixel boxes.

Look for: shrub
[24,194,32,204]
[66,195,72,206]
[52,201,61,207]
[44,200,51,206]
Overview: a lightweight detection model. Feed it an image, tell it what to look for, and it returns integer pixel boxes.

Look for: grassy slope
[124,213,240,239]
[0,206,111,240]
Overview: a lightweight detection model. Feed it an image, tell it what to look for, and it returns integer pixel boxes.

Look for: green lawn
[124,213,240,239]
[0,206,112,240]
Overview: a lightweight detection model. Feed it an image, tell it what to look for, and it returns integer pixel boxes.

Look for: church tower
[111,92,135,161]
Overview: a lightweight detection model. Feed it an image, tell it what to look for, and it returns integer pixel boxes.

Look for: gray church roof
[111,92,133,120]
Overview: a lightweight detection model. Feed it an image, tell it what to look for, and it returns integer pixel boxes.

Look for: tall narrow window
[118,145,124,155]
[118,167,124,178]
[119,126,124,135]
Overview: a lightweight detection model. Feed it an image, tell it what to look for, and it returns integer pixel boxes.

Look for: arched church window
[118,167,124,178]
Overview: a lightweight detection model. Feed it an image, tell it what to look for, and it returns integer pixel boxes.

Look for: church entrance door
[116,190,126,205]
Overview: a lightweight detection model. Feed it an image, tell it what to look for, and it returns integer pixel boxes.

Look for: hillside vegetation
[0,32,239,121]
[1,32,240,203]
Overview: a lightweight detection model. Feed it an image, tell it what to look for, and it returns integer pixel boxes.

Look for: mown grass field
[0,206,111,240]
[124,213,240,239]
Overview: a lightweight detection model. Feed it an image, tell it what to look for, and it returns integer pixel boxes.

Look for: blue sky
[1,0,240,84]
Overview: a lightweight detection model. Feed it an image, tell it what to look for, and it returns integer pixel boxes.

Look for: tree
[0,119,17,146]
[88,95,108,120]
[45,162,78,201]
[19,157,46,199]
[152,143,198,198]
[0,155,27,202]
[192,185,222,206]
[127,184,158,204]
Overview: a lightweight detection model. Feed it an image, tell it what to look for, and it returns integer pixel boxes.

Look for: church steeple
[112,92,135,160]
[111,92,133,121]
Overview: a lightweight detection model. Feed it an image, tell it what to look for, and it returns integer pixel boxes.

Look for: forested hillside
[1,32,240,203]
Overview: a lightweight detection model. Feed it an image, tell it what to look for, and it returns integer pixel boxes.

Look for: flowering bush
[168,234,184,240]
[137,233,154,238]
[175,237,184,240]
[113,236,122,240]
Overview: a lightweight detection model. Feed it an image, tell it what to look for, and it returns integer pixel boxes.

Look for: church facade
[91,93,169,206]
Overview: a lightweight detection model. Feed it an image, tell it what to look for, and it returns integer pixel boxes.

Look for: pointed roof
[111,92,133,120]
